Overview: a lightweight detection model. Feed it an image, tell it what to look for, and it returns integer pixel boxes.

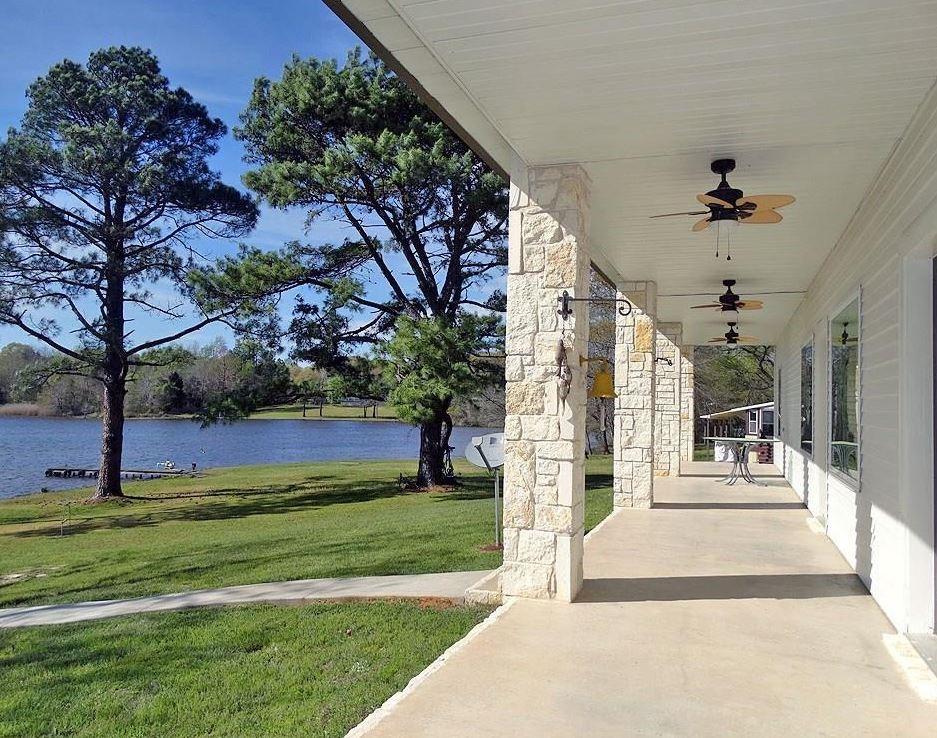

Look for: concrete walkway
[0,570,489,628]
[355,465,937,737]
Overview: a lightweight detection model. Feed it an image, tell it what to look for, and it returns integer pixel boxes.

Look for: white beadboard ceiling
[331,0,937,344]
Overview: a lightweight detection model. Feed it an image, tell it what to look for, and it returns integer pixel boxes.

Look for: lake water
[0,417,498,498]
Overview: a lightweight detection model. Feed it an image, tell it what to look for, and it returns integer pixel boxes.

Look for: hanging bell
[588,368,617,399]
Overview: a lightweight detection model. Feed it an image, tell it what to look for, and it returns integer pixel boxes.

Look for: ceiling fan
[709,322,759,345]
[691,279,763,313]
[651,159,795,260]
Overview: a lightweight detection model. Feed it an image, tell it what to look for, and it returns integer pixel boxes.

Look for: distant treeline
[0,339,330,418]
[0,340,505,426]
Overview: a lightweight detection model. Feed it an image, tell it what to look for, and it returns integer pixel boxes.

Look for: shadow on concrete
[653,502,805,510]
[678,472,784,479]
[575,573,868,603]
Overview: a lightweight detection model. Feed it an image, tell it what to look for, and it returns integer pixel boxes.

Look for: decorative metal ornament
[556,290,633,321]
[555,339,572,402]
[580,356,617,399]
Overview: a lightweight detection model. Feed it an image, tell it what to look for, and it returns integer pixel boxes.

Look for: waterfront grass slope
[0,457,613,608]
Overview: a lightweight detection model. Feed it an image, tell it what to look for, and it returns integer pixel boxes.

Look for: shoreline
[0,407,402,422]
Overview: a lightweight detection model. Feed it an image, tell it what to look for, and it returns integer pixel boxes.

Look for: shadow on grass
[7,474,423,539]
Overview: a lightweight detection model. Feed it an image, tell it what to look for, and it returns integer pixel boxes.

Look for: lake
[0,417,498,498]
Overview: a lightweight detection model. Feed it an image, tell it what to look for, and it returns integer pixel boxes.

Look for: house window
[830,298,860,483]
[748,410,757,435]
[762,409,775,437]
[801,343,813,454]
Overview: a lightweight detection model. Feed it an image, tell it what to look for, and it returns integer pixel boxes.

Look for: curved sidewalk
[0,570,490,628]
[353,468,937,737]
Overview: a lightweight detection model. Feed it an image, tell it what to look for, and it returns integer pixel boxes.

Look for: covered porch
[353,468,937,736]
[328,0,937,637]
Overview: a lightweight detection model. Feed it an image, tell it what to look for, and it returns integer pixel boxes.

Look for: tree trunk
[417,417,445,487]
[95,379,126,499]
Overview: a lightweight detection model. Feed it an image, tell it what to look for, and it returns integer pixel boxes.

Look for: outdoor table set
[704,437,766,486]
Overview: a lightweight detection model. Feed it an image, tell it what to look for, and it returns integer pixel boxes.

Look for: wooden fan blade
[690,303,722,309]
[697,193,733,208]
[739,209,782,224]
[649,210,709,218]
[736,194,795,210]
[737,300,764,310]
[691,217,711,232]
[738,337,760,343]
[708,338,726,343]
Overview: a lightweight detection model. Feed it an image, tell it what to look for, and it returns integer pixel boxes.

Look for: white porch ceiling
[330,0,937,344]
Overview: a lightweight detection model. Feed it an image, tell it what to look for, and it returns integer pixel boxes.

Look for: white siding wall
[774,84,937,633]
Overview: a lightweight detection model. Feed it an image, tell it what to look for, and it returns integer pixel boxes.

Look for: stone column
[654,323,682,477]
[502,164,590,602]
[680,346,696,466]
[613,281,657,508]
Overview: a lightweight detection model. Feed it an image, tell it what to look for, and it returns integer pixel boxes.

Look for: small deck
[357,464,937,736]
[44,467,191,481]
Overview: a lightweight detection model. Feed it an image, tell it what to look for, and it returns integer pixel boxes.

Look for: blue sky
[0,0,385,350]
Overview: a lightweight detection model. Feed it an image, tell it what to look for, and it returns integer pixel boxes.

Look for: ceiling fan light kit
[709,320,759,346]
[652,158,795,261]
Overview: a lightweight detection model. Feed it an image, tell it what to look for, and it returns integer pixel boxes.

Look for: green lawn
[0,601,491,738]
[0,456,613,608]
[694,443,715,461]
[249,403,398,420]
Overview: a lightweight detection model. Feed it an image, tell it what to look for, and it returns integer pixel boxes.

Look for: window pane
[830,299,860,481]
[801,343,813,453]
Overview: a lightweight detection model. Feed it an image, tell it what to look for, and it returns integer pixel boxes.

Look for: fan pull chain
[726,227,732,261]
[714,227,720,259]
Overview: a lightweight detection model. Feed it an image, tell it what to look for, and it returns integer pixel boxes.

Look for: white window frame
[827,290,861,490]
[801,340,814,456]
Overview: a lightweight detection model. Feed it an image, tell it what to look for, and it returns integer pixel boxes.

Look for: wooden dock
[44,467,191,481]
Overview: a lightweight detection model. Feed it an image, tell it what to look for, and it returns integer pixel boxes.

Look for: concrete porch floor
[358,464,937,737]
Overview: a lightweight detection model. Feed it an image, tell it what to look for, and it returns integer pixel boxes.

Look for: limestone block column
[654,323,683,477]
[502,164,591,602]
[613,281,657,508]
[680,346,696,464]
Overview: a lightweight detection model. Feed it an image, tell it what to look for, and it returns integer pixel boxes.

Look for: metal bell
[588,369,617,399]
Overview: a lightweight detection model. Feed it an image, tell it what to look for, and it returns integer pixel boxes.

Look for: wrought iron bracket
[656,356,674,366]
[556,290,633,321]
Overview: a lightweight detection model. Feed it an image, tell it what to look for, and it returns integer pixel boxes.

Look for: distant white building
[700,401,775,439]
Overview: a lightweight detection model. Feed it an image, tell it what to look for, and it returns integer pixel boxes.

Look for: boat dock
[44,467,191,481]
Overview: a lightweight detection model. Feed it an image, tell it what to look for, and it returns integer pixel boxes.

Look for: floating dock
[44,467,191,481]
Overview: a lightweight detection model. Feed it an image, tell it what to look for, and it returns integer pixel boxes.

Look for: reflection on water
[0,417,497,498]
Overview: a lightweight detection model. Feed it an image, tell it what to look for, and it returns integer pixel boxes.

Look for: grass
[0,600,492,738]
[248,403,398,421]
[0,456,613,608]
[694,443,715,461]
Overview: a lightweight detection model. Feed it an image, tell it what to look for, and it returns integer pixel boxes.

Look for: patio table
[704,436,766,486]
